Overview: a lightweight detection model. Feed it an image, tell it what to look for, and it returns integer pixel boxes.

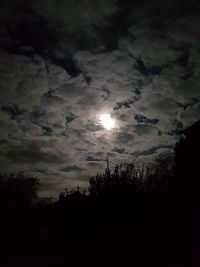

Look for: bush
[0,172,39,209]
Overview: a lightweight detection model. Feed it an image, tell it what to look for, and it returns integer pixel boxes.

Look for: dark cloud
[1,104,26,119]
[115,132,135,144]
[134,124,157,136]
[134,114,159,125]
[177,49,190,68]
[133,145,173,157]
[4,144,63,164]
[112,147,126,154]
[113,100,134,110]
[41,126,53,136]
[176,98,200,110]
[86,156,105,162]
[101,86,110,101]
[60,165,85,173]
[165,120,184,136]
[135,59,169,76]
[50,55,82,78]
[65,113,77,126]
[30,108,47,125]
[97,5,130,51]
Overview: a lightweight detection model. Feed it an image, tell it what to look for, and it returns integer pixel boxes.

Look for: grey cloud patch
[4,144,64,164]
[135,59,169,76]
[134,124,158,136]
[176,98,200,110]
[112,147,126,154]
[42,89,63,102]
[101,85,110,101]
[122,124,158,137]
[0,140,9,145]
[86,121,104,132]
[133,145,173,157]
[164,120,184,136]
[86,161,104,169]
[60,165,85,173]
[115,132,134,145]
[30,107,47,125]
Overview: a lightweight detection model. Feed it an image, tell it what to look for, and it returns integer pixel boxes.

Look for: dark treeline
[1,120,200,266]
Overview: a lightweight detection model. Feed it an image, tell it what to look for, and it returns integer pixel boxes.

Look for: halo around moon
[99,114,115,130]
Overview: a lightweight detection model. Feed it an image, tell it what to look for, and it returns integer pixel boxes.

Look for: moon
[99,114,115,130]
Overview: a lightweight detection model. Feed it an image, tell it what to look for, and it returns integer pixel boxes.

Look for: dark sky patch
[135,59,169,76]
[41,126,53,136]
[177,49,190,67]
[176,98,200,110]
[167,120,184,136]
[60,165,85,173]
[86,156,104,162]
[30,108,46,125]
[132,80,143,96]
[3,8,57,56]
[50,55,82,78]
[97,8,130,51]
[1,104,26,119]
[43,89,55,98]
[65,113,77,127]
[134,114,159,125]
[112,147,126,154]
[113,100,134,110]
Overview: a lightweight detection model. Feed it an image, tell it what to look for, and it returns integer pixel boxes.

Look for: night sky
[0,0,200,196]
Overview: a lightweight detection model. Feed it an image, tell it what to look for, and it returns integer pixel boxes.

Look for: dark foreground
[1,199,200,267]
[1,120,200,267]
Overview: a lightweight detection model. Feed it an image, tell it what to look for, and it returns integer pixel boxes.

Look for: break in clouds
[0,0,200,196]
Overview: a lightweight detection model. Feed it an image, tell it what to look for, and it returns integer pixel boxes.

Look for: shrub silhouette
[146,152,175,197]
[89,160,146,198]
[175,120,200,199]
[0,172,39,209]
[89,154,175,199]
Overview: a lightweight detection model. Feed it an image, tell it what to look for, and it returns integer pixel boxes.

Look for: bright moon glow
[99,114,115,130]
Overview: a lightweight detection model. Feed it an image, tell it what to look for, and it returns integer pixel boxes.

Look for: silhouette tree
[173,120,200,237]
[0,172,39,209]
[89,160,148,199]
[146,152,175,196]
[174,120,200,200]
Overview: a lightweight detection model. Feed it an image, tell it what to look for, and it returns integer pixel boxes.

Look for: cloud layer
[0,0,200,196]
